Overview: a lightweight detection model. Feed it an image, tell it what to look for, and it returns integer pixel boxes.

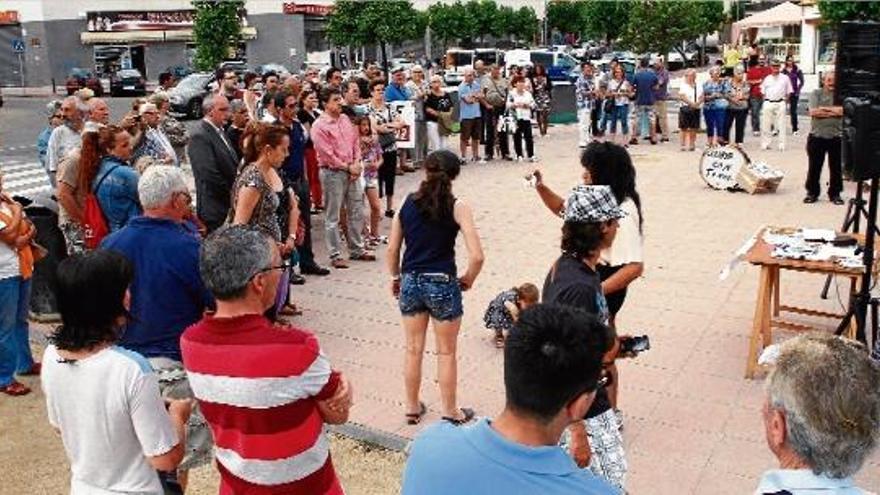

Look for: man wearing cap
[132,102,178,169]
[542,185,627,491]
[760,59,793,151]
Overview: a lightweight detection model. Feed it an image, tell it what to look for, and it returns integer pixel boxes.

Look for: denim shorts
[399,272,463,321]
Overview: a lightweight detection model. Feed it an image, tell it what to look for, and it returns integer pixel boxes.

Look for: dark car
[109,69,147,97]
[167,72,214,119]
[65,68,104,96]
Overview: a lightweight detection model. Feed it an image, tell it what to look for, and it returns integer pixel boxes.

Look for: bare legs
[402,313,465,419]
[365,187,381,236]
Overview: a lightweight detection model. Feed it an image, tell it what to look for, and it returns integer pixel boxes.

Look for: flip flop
[442,407,475,426]
[405,401,427,425]
[1,381,31,396]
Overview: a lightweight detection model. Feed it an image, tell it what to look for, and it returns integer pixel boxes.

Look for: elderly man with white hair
[132,102,178,169]
[757,333,880,494]
[100,165,215,491]
[46,96,87,187]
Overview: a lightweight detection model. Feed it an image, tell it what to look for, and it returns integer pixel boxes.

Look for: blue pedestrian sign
[11,39,24,53]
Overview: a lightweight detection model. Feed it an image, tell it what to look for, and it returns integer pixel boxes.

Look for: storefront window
[817,27,836,65]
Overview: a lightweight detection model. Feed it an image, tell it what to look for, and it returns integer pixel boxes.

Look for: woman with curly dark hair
[532,64,552,136]
[41,250,192,494]
[386,149,484,426]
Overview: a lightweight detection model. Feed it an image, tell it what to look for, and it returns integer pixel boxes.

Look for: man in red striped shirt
[181,225,352,494]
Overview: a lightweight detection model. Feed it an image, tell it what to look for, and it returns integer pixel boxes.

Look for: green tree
[621,0,724,58]
[512,6,539,43]
[547,0,586,39]
[466,0,500,43]
[327,0,425,79]
[818,0,880,25]
[581,0,630,45]
[192,0,245,71]
[427,2,475,51]
[492,5,517,40]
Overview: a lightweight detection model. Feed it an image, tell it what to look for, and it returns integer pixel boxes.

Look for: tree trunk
[381,42,389,82]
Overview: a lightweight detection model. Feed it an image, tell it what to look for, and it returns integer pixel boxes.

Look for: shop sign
[0,11,20,25]
[283,3,333,17]
[86,10,247,32]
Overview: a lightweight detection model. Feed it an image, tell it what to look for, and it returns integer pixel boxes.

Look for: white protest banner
[699,145,747,190]
[390,100,415,149]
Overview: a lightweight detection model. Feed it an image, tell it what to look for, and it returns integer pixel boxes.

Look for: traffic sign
[11,38,24,53]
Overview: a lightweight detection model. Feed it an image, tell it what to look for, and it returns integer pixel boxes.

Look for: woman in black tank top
[386,150,485,426]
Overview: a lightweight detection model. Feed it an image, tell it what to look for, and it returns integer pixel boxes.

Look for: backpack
[83,165,119,249]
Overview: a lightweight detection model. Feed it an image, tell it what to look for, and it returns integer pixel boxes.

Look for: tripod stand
[820,180,880,299]
[835,176,879,348]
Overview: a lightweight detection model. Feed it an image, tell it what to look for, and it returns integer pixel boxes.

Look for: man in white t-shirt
[759,60,793,151]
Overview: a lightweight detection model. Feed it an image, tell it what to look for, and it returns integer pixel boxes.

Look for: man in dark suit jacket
[186,95,237,233]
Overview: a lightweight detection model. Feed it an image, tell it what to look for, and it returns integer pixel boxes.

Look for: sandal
[442,407,475,426]
[405,401,427,425]
[278,304,303,317]
[493,330,505,349]
[1,380,31,396]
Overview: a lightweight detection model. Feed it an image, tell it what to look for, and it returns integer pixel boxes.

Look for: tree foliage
[512,6,539,43]
[581,0,630,44]
[192,0,245,71]
[428,1,475,49]
[327,0,425,72]
[818,0,880,25]
[621,0,724,55]
[466,0,499,41]
[547,0,586,38]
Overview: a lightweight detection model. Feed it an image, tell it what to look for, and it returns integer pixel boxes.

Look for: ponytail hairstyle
[241,122,289,165]
[78,124,124,193]
[413,149,460,222]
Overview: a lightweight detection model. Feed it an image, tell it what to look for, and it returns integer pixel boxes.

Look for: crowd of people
[0,54,875,495]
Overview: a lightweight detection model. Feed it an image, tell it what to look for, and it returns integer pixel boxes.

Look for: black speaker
[835,21,880,104]
[842,97,880,180]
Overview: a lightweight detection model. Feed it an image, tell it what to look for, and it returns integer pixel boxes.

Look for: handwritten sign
[699,146,747,190]
[390,101,416,150]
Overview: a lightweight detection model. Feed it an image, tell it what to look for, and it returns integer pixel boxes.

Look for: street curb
[329,422,410,454]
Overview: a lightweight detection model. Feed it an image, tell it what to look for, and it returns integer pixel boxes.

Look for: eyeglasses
[256,260,293,275]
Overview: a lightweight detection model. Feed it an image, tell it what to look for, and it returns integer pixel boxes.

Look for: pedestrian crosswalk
[0,157,53,199]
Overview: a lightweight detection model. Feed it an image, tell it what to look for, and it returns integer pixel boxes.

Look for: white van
[443,49,474,86]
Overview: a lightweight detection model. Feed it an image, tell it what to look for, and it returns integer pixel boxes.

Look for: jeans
[805,135,842,199]
[636,105,655,138]
[484,106,510,159]
[577,107,592,146]
[513,119,534,158]
[703,107,727,138]
[426,122,448,152]
[0,276,34,387]
[761,101,786,149]
[608,105,630,135]
[320,168,366,260]
[789,94,800,133]
[398,272,463,321]
[748,96,763,133]
[723,107,748,144]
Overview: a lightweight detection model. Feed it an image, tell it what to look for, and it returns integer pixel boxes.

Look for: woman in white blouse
[506,75,537,162]
[677,68,703,151]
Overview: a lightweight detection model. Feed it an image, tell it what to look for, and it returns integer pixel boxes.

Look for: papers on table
[763,227,862,268]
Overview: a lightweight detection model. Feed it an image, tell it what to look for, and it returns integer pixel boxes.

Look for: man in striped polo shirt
[181,226,353,494]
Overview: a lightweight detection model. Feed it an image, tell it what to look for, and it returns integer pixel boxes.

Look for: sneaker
[515,156,523,162]
[753,131,761,137]
[792,130,800,136]
[529,156,538,163]
[477,157,487,164]
[761,144,770,151]
[289,273,306,285]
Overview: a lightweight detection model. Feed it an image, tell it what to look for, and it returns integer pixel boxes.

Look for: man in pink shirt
[311,88,375,268]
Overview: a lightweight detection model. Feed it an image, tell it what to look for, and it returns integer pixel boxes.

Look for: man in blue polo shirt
[402,304,616,495]
[457,67,484,163]
[101,165,215,486]
[385,68,416,173]
[632,58,659,144]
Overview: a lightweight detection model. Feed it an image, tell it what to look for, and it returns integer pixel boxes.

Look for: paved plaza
[4,120,880,494]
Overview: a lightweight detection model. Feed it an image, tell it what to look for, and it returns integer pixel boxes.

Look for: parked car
[109,69,147,96]
[218,60,248,77]
[65,68,103,96]
[442,49,474,86]
[167,72,214,119]
[528,50,581,82]
[256,63,291,79]
[388,57,414,73]
[165,65,192,80]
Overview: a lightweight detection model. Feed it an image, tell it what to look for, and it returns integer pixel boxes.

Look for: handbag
[604,79,624,114]
[83,164,119,249]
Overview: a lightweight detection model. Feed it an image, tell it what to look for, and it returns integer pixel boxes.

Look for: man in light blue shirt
[457,67,484,163]
[402,304,617,495]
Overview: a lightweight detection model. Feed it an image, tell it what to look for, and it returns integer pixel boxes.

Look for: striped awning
[81,26,257,44]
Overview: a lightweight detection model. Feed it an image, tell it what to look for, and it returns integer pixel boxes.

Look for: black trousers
[805,135,842,198]
[289,176,317,267]
[789,94,800,133]
[479,108,491,144]
[484,106,509,158]
[513,119,534,158]
[723,108,748,144]
[591,105,602,135]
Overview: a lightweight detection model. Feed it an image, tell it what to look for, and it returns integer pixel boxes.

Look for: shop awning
[733,1,804,29]
[81,26,257,44]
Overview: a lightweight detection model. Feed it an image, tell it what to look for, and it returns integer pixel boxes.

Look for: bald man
[804,72,843,205]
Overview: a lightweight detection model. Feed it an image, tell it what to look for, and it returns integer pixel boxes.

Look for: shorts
[459,118,481,142]
[364,175,379,189]
[559,410,627,491]
[399,272,463,321]
[597,264,628,317]
[148,357,214,471]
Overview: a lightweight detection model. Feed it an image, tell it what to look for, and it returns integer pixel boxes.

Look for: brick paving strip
[19,121,880,493]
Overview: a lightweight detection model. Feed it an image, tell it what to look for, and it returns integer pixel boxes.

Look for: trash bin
[22,201,66,320]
